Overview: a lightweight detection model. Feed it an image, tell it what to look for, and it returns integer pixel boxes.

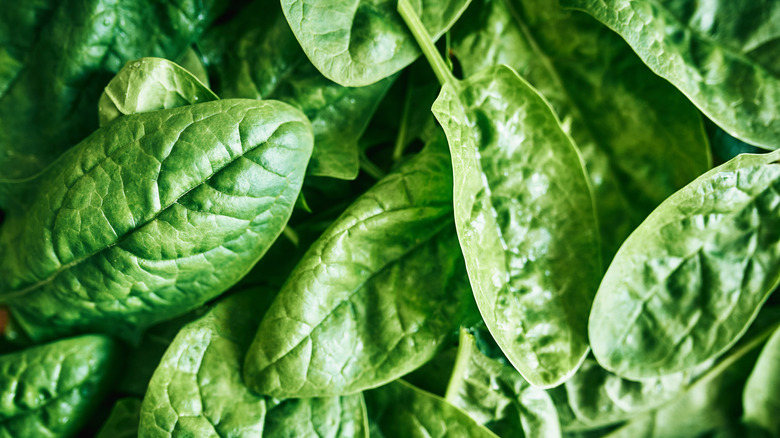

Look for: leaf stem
[359,154,386,180]
[393,71,415,161]
[397,0,457,87]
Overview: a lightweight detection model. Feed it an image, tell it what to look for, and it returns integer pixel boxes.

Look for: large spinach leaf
[451,0,711,261]
[243,134,474,398]
[0,99,312,341]
[365,380,498,438]
[743,326,780,436]
[198,0,393,180]
[0,0,224,181]
[399,0,601,387]
[562,0,780,150]
[0,335,117,436]
[140,288,367,437]
[590,150,780,379]
[280,0,471,86]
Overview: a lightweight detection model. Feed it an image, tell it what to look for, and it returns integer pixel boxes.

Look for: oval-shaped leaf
[561,0,780,150]
[366,380,498,438]
[743,326,780,436]
[243,135,475,398]
[98,57,217,126]
[590,151,780,379]
[280,0,471,86]
[0,99,313,341]
[451,0,711,261]
[432,65,601,387]
[0,335,117,436]
[140,288,367,438]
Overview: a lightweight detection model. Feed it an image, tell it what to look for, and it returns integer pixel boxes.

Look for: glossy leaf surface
[743,326,780,436]
[280,0,471,86]
[198,0,393,180]
[591,151,780,378]
[432,65,600,387]
[0,335,116,436]
[562,0,780,150]
[445,328,561,437]
[365,380,498,438]
[451,0,711,261]
[244,136,474,398]
[0,99,312,341]
[140,288,367,437]
[98,57,217,126]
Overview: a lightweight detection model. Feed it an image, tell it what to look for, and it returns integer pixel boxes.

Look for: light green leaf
[743,326,780,436]
[561,0,780,150]
[0,335,117,436]
[243,134,475,398]
[590,150,780,379]
[280,0,471,86]
[98,57,217,126]
[198,0,393,180]
[140,288,367,438]
[451,0,711,261]
[0,99,312,341]
[366,380,499,438]
[445,327,561,438]
[96,398,141,438]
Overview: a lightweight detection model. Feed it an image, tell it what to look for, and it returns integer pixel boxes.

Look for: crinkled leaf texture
[198,0,392,179]
[140,288,368,438]
[0,99,313,341]
[445,328,561,438]
[243,136,474,398]
[432,65,601,387]
[366,380,498,438]
[280,0,471,86]
[0,335,117,437]
[451,0,711,261]
[98,57,217,126]
[562,0,780,150]
[743,326,780,436]
[591,150,780,379]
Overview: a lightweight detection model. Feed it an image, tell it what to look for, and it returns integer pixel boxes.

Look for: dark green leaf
[743,326,780,436]
[0,99,312,341]
[590,150,780,378]
[96,398,141,438]
[0,335,117,436]
[562,0,780,150]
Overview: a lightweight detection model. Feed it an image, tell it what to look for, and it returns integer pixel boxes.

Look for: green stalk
[397,0,457,87]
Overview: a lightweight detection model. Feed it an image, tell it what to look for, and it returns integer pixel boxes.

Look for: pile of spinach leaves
[0,0,778,436]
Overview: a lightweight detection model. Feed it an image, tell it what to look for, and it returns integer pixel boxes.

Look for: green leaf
[243,134,475,398]
[98,57,217,126]
[743,326,780,436]
[590,150,780,379]
[366,380,498,438]
[445,327,561,438]
[561,0,780,150]
[175,47,209,86]
[0,99,313,341]
[280,0,471,86]
[140,288,368,437]
[0,0,225,181]
[0,335,117,436]
[198,0,393,180]
[96,398,141,438]
[450,0,711,261]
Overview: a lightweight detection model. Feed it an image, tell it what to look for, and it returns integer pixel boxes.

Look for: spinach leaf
[0,0,224,181]
[96,398,141,438]
[0,0,58,96]
[590,150,780,379]
[280,0,471,86]
[365,380,499,438]
[450,0,711,261]
[0,335,117,436]
[399,0,601,387]
[743,326,780,436]
[243,133,475,398]
[0,99,313,341]
[140,288,367,437]
[561,0,780,150]
[198,0,393,180]
[445,327,561,437]
[98,57,217,126]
